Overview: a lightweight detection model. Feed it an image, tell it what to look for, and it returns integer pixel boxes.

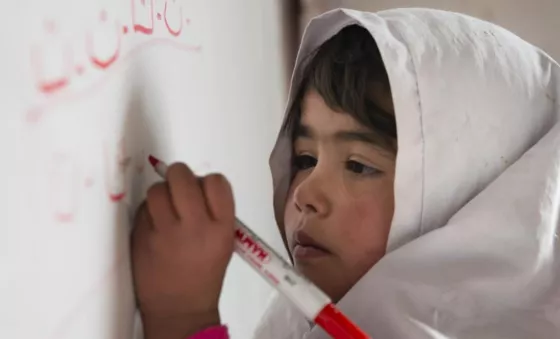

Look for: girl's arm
[131,163,235,339]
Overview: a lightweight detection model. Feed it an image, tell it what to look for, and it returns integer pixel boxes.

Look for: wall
[299,0,560,61]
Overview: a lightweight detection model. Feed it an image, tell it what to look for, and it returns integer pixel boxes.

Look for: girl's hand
[131,163,236,339]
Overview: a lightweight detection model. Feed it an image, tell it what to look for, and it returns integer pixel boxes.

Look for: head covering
[256,7,560,339]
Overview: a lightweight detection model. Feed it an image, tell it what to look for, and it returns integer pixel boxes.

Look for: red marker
[147,155,372,339]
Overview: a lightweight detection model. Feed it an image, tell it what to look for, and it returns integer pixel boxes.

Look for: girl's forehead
[298,90,397,154]
[300,90,366,131]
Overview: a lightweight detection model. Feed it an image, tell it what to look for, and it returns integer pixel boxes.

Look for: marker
[147,155,372,339]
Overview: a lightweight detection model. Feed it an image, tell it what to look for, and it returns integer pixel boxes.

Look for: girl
[131,7,560,339]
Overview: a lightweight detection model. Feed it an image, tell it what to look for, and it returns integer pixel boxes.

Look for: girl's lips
[293,244,330,260]
[292,229,331,260]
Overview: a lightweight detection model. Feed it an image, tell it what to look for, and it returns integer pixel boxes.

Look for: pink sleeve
[186,325,229,339]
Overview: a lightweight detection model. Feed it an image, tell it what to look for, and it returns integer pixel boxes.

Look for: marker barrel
[234,218,331,319]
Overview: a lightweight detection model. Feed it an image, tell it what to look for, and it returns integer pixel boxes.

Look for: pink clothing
[187,325,229,339]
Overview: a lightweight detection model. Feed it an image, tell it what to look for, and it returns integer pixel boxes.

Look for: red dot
[157,13,162,20]
[25,109,42,124]
[56,213,74,223]
[75,65,84,74]
[185,18,190,24]
[100,10,108,22]
[44,20,56,33]
[122,26,129,34]
[84,177,94,187]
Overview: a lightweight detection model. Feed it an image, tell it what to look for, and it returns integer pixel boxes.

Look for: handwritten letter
[131,0,154,35]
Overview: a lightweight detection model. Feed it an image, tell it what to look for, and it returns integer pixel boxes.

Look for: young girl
[131,7,560,339]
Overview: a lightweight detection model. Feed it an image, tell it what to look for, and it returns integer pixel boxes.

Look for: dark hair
[283,24,397,151]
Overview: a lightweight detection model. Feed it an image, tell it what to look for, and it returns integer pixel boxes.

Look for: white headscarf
[256,7,560,339]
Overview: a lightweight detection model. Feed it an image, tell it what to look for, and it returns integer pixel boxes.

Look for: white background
[0,1,288,339]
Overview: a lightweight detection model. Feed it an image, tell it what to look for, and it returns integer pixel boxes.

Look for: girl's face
[283,89,396,302]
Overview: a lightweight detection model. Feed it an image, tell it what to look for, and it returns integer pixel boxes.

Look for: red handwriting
[49,153,80,223]
[44,142,145,225]
[235,228,270,262]
[86,11,121,69]
[31,21,73,93]
[30,0,195,100]
[164,0,183,37]
[26,38,201,124]
[103,139,131,202]
[131,0,154,35]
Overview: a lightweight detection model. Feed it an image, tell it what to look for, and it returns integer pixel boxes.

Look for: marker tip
[148,154,159,167]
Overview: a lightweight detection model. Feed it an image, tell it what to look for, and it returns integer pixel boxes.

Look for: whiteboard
[0,1,288,338]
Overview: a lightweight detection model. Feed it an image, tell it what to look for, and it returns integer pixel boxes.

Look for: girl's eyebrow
[294,123,313,138]
[295,123,396,159]
[333,130,380,144]
[296,123,384,146]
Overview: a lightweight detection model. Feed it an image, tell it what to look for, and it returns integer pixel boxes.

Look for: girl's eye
[346,160,381,176]
[294,155,317,170]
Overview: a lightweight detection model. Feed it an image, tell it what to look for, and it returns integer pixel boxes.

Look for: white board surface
[0,1,288,338]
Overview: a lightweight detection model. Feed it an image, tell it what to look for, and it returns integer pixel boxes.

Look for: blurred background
[279,0,560,84]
